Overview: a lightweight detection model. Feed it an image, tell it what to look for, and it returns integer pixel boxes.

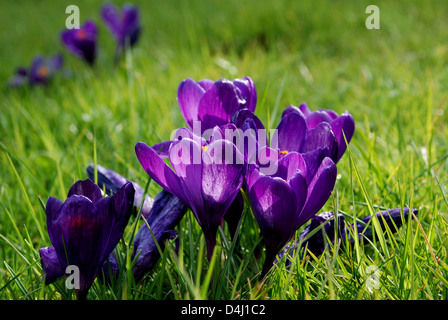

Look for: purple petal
[177,78,206,129]
[233,77,257,112]
[39,246,65,285]
[151,140,172,159]
[67,179,102,203]
[231,108,265,131]
[132,190,188,282]
[249,174,298,277]
[101,3,121,38]
[197,79,243,130]
[303,122,338,162]
[301,147,330,184]
[330,112,355,162]
[168,138,205,221]
[275,152,306,181]
[296,157,337,228]
[305,110,337,130]
[200,139,245,258]
[135,142,186,204]
[276,111,308,153]
[86,164,154,218]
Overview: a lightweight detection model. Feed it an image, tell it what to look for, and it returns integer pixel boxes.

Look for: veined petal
[39,246,65,285]
[197,79,242,130]
[135,142,186,203]
[303,122,338,162]
[177,78,205,129]
[276,111,307,153]
[67,179,102,203]
[330,111,355,162]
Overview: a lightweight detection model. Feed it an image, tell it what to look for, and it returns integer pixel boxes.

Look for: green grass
[1,0,448,300]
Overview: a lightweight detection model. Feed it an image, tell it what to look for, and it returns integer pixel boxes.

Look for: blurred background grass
[1,0,448,299]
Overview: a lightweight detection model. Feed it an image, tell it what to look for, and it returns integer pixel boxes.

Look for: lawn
[1,0,448,300]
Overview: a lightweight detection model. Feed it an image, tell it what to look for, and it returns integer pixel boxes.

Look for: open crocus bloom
[233,104,354,166]
[247,150,337,278]
[282,103,355,163]
[61,20,97,65]
[135,127,245,259]
[39,179,134,299]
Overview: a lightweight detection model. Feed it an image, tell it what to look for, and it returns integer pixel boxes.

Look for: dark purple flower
[61,20,98,65]
[135,126,245,259]
[39,179,134,299]
[101,2,141,60]
[86,163,154,218]
[8,54,63,88]
[282,103,355,163]
[178,77,257,133]
[248,151,337,278]
[277,208,418,265]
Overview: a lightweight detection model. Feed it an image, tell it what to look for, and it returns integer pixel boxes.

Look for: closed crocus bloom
[282,103,355,163]
[61,20,97,65]
[135,126,245,259]
[248,151,337,278]
[39,179,135,300]
[177,77,257,133]
[101,2,141,60]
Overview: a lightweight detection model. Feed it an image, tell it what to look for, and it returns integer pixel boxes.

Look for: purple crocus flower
[39,179,135,300]
[276,208,418,265]
[178,77,257,133]
[135,126,245,259]
[86,163,154,218]
[101,2,141,61]
[61,20,97,65]
[282,103,355,163]
[233,104,354,165]
[8,54,63,88]
[248,150,337,278]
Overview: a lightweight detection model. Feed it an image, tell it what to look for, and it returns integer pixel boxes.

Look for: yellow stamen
[279,150,289,154]
[202,146,208,151]
[37,66,50,78]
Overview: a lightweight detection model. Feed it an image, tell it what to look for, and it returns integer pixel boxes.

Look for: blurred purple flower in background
[39,179,134,299]
[8,54,63,88]
[61,20,98,65]
[101,2,141,62]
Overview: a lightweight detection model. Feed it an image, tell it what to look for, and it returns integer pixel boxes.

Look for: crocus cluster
[38,75,417,299]
[138,76,355,276]
[8,2,141,88]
